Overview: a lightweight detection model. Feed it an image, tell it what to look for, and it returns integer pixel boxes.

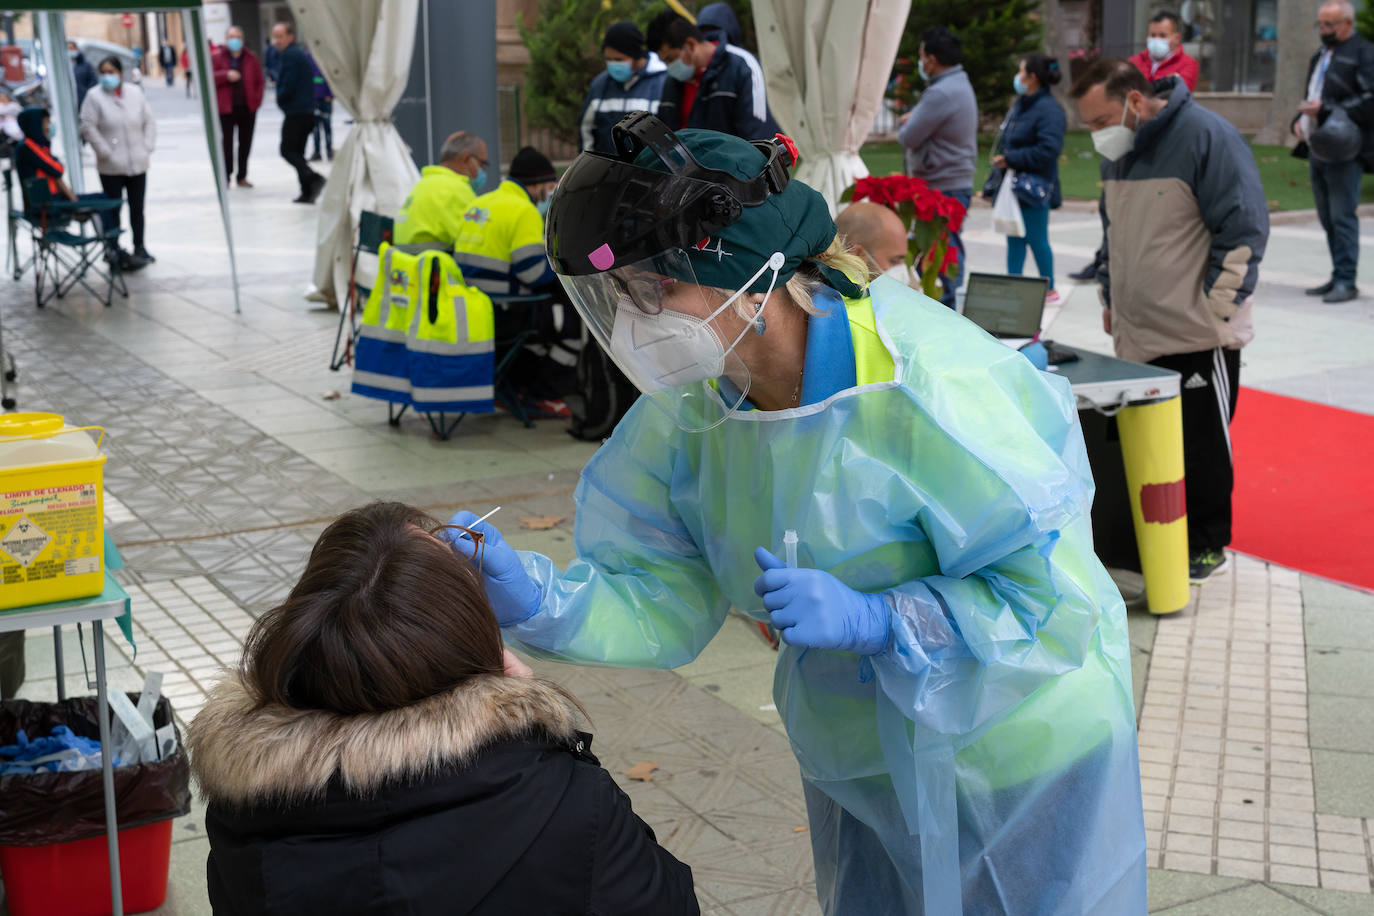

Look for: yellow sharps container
[0,413,107,609]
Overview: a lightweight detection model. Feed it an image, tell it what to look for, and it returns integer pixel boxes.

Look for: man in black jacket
[646,10,778,141]
[1292,1,1374,303]
[271,21,324,204]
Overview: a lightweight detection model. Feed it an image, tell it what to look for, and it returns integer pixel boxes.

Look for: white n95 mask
[1091,104,1138,162]
[609,298,727,392]
[882,263,915,287]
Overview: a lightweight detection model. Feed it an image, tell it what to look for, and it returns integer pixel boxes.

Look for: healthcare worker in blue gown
[446,113,1148,915]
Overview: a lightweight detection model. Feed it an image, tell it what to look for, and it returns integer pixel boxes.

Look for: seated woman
[188,501,698,915]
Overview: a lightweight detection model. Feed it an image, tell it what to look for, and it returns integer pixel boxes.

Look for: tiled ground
[4,83,1374,915]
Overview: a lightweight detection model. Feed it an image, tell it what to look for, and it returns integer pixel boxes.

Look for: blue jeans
[938,187,973,309]
[1007,203,1054,291]
[1310,157,1363,283]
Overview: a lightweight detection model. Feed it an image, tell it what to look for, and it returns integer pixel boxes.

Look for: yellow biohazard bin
[0,413,106,610]
[1115,396,1190,615]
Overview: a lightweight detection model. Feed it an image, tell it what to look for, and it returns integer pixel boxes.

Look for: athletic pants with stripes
[1148,347,1241,554]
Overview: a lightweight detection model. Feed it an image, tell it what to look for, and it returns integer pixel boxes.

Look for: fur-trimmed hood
[188,671,582,807]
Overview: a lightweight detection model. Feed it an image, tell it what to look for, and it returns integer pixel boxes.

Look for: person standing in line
[647,10,777,140]
[79,56,157,268]
[180,46,192,97]
[1292,0,1374,304]
[991,53,1066,305]
[212,26,264,189]
[159,42,176,87]
[68,42,96,111]
[897,26,977,307]
[1072,59,1268,582]
[270,22,324,204]
[578,21,667,155]
[1073,9,1201,283]
[308,51,333,162]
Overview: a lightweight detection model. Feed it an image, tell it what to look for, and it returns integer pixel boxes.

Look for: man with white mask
[835,201,913,288]
[1071,58,1268,585]
[1073,10,1199,284]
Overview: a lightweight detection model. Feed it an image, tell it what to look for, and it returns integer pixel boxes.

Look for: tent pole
[182,7,241,314]
[36,12,82,194]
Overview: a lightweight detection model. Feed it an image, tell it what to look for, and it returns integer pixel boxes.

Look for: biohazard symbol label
[0,516,51,567]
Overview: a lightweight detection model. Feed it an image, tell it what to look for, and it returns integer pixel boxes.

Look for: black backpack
[566,334,638,442]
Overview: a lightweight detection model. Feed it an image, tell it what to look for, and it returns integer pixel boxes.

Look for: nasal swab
[784,529,799,569]
[471,506,502,528]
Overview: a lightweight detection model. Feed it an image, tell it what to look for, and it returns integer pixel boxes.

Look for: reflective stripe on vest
[352,243,421,401]
[406,250,496,412]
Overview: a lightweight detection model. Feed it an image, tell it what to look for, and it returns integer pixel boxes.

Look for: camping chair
[488,292,558,429]
[19,177,126,309]
[330,210,393,371]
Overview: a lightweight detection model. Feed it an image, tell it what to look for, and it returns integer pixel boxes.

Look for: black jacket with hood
[189,672,699,916]
[14,107,66,205]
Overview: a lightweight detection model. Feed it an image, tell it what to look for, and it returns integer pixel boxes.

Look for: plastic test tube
[783,529,799,569]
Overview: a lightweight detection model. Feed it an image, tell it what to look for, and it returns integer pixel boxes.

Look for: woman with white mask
[444,114,1148,915]
[79,55,156,269]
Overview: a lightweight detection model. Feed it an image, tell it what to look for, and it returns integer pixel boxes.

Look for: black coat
[190,674,699,916]
[1292,33,1374,172]
[657,40,779,140]
[274,41,315,116]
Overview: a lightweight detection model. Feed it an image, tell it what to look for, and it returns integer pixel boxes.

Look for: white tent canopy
[754,0,912,211]
[296,0,419,308]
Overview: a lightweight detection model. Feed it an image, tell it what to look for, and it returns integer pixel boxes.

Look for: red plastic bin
[0,818,173,916]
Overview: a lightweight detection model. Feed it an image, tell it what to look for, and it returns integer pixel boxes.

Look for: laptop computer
[959,272,1048,341]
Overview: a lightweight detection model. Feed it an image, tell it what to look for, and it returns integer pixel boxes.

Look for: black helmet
[1309,107,1362,164]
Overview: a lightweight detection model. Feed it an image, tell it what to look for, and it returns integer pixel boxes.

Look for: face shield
[560,247,789,432]
[545,112,803,431]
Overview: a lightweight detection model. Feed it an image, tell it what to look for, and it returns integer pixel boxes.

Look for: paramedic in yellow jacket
[452,146,560,297]
[446,117,1148,915]
[393,131,488,251]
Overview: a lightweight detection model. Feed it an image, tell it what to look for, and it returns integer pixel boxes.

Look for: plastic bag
[993,168,1026,237]
[0,695,190,846]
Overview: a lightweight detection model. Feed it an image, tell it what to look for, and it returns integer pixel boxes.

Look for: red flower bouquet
[841,174,968,299]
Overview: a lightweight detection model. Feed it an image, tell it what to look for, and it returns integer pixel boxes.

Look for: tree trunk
[1041,0,1078,127]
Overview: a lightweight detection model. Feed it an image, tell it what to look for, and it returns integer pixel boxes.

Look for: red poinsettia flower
[911,186,943,222]
[936,194,967,233]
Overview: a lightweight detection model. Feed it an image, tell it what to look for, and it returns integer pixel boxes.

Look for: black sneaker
[1069,261,1099,281]
[1189,549,1231,583]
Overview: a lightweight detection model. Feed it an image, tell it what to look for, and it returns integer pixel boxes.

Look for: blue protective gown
[507,278,1148,914]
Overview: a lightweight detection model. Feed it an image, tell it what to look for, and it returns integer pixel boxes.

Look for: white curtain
[754,0,911,211]
[296,0,420,307]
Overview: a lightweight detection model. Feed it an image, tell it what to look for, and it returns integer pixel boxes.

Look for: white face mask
[608,252,785,392]
[881,262,914,287]
[1146,37,1172,61]
[1091,103,1138,162]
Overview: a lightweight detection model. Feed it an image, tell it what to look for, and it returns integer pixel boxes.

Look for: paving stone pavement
[3,83,1374,915]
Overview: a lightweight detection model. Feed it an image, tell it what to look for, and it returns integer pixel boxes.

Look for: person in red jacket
[211,26,265,188]
[1129,10,1199,90]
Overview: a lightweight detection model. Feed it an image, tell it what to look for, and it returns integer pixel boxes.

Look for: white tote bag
[993,169,1026,238]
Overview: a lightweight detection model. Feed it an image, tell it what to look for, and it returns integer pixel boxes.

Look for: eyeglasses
[609,271,677,315]
[428,523,485,571]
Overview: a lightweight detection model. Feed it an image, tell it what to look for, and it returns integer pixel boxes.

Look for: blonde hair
[783,235,872,315]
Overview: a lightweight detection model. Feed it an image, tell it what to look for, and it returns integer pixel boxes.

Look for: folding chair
[330,210,393,371]
[487,292,557,429]
[19,178,126,309]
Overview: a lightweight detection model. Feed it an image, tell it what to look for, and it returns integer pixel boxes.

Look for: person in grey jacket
[79,56,157,267]
[1072,59,1269,585]
[897,27,977,306]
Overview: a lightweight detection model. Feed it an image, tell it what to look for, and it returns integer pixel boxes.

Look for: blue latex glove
[443,511,543,627]
[753,547,892,655]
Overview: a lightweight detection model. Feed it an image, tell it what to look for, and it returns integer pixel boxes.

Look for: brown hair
[241,502,505,715]
[1069,57,1154,103]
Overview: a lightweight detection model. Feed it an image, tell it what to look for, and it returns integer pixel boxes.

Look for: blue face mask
[100,73,121,92]
[1012,74,1027,96]
[536,197,551,217]
[226,37,244,54]
[471,167,487,194]
[666,54,696,82]
[605,60,633,83]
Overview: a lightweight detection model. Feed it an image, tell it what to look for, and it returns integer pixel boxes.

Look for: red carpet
[1232,387,1374,592]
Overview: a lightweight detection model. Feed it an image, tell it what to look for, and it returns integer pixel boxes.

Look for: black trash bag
[0,694,191,846]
